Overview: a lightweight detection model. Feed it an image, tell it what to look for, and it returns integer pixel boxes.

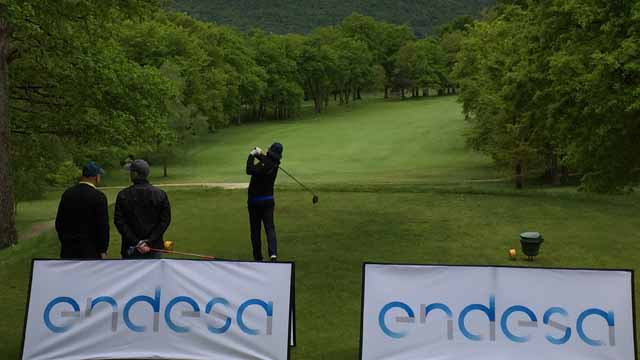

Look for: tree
[414,38,449,95]
[298,29,339,113]
[394,41,417,98]
[248,30,303,120]
[379,23,414,98]
[0,2,17,248]
[455,0,640,191]
[7,0,174,200]
[333,37,374,103]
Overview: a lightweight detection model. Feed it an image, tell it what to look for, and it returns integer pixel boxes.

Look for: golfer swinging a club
[246,142,283,262]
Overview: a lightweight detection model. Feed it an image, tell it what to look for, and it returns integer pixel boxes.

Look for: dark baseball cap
[128,159,150,178]
[82,161,105,177]
[268,142,283,161]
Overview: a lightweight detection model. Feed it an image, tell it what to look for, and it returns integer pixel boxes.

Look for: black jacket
[55,182,109,259]
[246,154,280,201]
[114,179,171,258]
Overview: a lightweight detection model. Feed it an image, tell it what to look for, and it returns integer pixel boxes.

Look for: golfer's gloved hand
[250,147,263,156]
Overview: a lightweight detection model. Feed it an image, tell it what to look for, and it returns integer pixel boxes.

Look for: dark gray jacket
[114,179,171,258]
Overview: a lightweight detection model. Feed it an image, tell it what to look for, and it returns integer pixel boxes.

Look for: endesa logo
[43,288,274,335]
[379,296,616,346]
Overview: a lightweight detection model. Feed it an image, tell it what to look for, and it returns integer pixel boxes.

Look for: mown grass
[101,96,495,187]
[2,187,639,358]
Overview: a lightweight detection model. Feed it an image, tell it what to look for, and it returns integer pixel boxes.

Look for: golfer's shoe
[270,255,277,262]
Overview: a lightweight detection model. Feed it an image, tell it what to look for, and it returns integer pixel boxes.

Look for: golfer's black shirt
[246,154,279,202]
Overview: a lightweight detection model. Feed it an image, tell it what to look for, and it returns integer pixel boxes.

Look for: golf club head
[312,195,319,204]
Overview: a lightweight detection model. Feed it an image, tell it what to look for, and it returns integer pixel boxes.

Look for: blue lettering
[165,296,200,333]
[123,288,161,332]
[543,307,571,345]
[500,305,537,343]
[44,297,80,333]
[459,295,495,341]
[577,309,615,346]
[205,298,232,334]
[237,299,274,335]
[379,301,415,339]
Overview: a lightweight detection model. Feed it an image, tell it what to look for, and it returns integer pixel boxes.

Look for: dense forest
[455,0,640,192]
[0,0,638,249]
[170,0,495,37]
[0,0,460,251]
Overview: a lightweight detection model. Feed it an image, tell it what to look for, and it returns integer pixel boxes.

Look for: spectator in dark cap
[115,159,171,259]
[55,161,109,259]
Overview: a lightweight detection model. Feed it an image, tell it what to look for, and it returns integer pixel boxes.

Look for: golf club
[149,248,216,260]
[278,166,319,204]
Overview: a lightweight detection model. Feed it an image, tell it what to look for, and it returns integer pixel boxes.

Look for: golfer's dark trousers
[248,199,277,261]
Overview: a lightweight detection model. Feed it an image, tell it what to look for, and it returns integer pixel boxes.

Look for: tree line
[0,0,456,248]
[454,0,640,192]
[171,0,494,38]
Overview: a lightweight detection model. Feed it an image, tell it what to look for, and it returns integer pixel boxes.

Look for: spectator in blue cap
[55,161,109,259]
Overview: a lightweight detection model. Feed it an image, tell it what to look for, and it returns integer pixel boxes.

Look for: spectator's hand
[136,240,151,254]
[100,253,107,259]
[140,244,151,254]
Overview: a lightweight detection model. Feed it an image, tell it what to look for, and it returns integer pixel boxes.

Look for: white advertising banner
[22,259,294,360]
[360,263,637,360]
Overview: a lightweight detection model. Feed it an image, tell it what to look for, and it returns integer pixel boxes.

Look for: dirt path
[21,221,55,241]
[100,182,249,190]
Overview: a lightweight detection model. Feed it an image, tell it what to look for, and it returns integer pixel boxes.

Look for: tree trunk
[401,88,405,99]
[163,158,168,177]
[384,87,389,99]
[561,164,569,184]
[352,89,357,101]
[357,88,361,100]
[515,160,523,189]
[545,153,561,185]
[0,6,17,249]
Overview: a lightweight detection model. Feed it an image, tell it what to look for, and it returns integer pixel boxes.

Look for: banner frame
[358,262,637,360]
[20,258,296,360]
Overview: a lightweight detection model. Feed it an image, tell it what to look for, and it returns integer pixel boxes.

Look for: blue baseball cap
[82,161,105,177]
[268,142,283,161]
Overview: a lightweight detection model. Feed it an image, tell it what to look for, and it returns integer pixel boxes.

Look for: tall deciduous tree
[455,1,640,192]
[0,2,17,248]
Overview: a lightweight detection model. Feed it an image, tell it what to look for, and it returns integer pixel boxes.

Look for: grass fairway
[2,96,639,358]
[103,96,495,186]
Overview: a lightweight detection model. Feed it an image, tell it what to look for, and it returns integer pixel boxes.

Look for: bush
[45,161,81,187]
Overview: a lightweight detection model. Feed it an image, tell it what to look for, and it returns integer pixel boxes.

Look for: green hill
[170,0,495,37]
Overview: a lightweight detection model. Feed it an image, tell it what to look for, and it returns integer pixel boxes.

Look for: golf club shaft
[150,248,216,260]
[278,166,317,196]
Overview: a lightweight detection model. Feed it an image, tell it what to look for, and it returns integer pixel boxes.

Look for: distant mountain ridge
[170,0,495,37]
